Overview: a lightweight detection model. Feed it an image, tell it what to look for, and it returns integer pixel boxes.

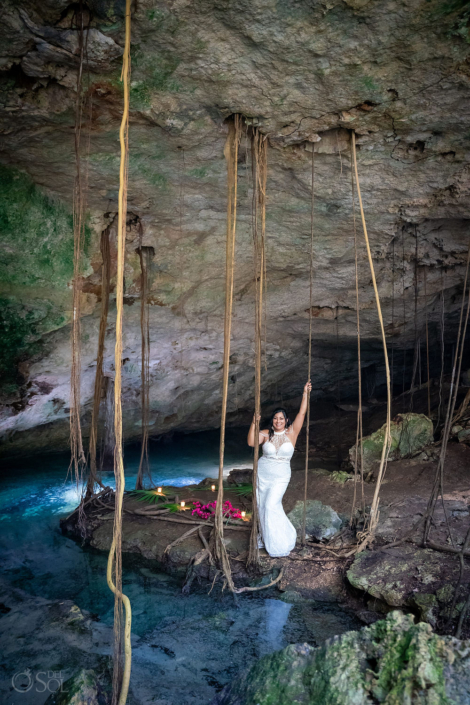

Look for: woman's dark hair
[269,408,291,440]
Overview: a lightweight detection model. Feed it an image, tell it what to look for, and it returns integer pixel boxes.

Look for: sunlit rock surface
[1,0,470,456]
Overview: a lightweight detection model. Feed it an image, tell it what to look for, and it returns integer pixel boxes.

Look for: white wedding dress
[256,429,297,557]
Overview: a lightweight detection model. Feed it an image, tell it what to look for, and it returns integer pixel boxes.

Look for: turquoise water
[0,429,360,704]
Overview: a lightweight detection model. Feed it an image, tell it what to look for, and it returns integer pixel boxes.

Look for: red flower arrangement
[191,499,242,520]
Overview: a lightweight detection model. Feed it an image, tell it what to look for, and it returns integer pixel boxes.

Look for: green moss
[353,413,434,473]
[0,166,74,290]
[437,585,455,603]
[330,470,351,484]
[130,49,181,109]
[128,152,168,189]
[0,298,41,380]
[146,7,180,34]
[220,612,452,705]
[431,0,470,42]
[362,75,379,92]
[194,38,208,53]
[189,167,207,178]
[0,166,82,384]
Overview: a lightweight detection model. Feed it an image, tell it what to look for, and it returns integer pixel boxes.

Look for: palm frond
[229,483,253,498]
[128,489,167,505]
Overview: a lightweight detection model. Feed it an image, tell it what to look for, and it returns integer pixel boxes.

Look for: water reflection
[0,429,360,704]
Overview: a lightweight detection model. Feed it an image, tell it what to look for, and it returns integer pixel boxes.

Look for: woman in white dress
[247,381,312,557]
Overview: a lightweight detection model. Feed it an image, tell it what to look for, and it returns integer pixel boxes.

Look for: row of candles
[156,484,218,493]
[157,485,246,518]
[155,486,246,517]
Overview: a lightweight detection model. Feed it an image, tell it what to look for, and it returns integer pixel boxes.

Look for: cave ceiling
[1,0,470,456]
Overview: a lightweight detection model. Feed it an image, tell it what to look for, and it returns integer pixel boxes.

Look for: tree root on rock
[233,569,283,594]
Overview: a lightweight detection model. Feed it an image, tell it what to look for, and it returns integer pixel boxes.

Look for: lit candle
[157,487,162,494]
[211,484,216,491]
[241,511,246,518]
[180,501,185,508]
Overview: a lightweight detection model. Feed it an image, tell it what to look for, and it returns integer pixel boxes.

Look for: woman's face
[273,412,286,431]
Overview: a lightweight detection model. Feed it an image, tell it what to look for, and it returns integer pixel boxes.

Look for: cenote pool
[0,429,360,704]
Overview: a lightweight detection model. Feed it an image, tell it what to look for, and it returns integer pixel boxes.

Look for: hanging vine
[350,131,391,546]
[402,226,407,400]
[69,1,89,495]
[247,126,268,570]
[424,267,431,417]
[87,223,112,498]
[301,146,314,545]
[410,225,419,411]
[107,2,132,702]
[350,137,364,522]
[423,244,470,547]
[213,115,242,592]
[135,229,154,491]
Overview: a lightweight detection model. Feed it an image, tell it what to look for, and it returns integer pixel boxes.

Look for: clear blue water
[0,429,360,704]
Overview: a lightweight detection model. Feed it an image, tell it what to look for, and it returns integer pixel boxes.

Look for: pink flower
[191,498,243,520]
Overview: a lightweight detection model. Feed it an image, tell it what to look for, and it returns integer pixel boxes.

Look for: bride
[247,381,312,557]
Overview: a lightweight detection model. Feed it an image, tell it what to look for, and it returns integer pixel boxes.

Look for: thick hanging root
[301,146,314,545]
[109,1,132,702]
[213,116,242,593]
[247,128,268,569]
[107,539,132,705]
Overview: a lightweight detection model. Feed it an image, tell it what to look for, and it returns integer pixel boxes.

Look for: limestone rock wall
[1,0,470,456]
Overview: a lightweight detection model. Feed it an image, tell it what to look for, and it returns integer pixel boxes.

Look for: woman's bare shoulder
[260,429,270,437]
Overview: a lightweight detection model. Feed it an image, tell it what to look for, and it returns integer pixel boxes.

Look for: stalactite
[87,222,112,498]
[247,125,268,571]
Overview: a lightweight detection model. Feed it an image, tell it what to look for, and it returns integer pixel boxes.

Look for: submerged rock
[287,499,342,541]
[211,611,470,705]
[45,669,110,705]
[349,413,434,476]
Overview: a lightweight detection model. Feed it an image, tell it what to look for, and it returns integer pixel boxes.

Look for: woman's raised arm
[291,380,312,437]
[247,413,267,446]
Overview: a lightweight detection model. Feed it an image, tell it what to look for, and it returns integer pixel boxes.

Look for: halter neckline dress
[256,429,297,557]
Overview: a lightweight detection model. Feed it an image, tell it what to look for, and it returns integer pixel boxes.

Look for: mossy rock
[349,413,434,474]
[45,669,110,705]
[347,545,453,613]
[287,500,342,541]
[212,611,470,704]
